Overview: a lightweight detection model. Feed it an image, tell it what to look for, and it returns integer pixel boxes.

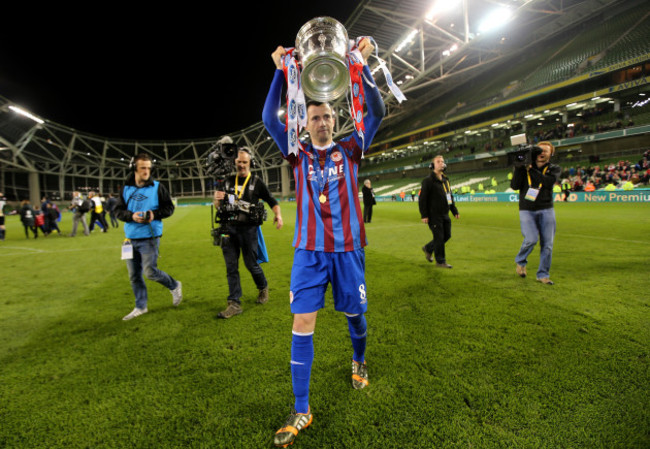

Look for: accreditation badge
[524,188,540,202]
[446,193,453,205]
[121,239,133,260]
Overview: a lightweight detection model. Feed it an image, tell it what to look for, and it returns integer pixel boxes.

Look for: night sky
[0,3,357,141]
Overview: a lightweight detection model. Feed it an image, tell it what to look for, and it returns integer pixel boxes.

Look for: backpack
[78,199,92,213]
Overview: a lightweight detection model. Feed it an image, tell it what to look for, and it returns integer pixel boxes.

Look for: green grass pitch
[1,201,648,448]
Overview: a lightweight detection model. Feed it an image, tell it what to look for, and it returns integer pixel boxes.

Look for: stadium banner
[376,189,650,203]
[451,189,650,203]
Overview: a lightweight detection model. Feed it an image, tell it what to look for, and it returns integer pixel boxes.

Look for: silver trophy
[295,17,350,102]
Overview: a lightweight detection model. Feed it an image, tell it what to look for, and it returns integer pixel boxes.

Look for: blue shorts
[290,248,368,315]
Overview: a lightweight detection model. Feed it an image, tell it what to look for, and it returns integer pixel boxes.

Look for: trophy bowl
[295,16,350,102]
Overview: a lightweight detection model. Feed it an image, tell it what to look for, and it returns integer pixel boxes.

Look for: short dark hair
[306,100,332,112]
[134,153,151,164]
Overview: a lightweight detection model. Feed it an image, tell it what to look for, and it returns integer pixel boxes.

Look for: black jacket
[419,172,458,219]
[510,163,561,211]
[362,185,376,206]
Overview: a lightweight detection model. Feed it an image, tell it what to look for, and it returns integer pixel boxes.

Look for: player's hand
[272,46,287,70]
[358,38,375,64]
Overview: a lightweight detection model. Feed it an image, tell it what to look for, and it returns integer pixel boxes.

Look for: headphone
[237,147,258,169]
[429,157,447,171]
[129,154,156,172]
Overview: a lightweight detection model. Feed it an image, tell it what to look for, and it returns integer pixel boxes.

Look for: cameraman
[213,148,283,319]
[510,141,561,285]
[419,155,459,268]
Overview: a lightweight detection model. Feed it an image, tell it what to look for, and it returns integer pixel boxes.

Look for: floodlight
[9,105,44,124]
[478,7,514,33]
[426,0,461,20]
[395,29,418,53]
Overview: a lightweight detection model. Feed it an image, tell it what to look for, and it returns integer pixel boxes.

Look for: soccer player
[262,38,385,447]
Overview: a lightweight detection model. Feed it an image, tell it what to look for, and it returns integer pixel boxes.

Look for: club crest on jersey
[330,151,343,162]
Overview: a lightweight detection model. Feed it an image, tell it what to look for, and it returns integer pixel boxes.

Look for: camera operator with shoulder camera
[419,155,459,268]
[510,140,561,285]
[213,148,283,319]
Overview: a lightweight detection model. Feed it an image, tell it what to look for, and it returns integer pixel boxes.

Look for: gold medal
[319,194,327,203]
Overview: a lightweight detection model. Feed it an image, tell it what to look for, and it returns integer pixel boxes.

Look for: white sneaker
[123,307,148,321]
[171,281,183,306]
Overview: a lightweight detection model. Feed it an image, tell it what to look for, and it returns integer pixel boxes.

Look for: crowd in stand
[531,108,639,142]
[559,150,650,191]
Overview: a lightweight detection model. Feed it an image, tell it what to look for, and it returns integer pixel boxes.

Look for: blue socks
[346,313,367,364]
[290,314,367,413]
[291,331,314,414]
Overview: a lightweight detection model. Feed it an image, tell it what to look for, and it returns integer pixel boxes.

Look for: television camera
[507,133,543,167]
[205,140,267,246]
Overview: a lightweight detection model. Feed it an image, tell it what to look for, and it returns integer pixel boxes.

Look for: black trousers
[424,215,452,263]
[363,204,374,223]
[221,225,267,303]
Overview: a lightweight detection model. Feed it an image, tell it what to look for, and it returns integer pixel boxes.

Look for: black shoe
[422,246,433,263]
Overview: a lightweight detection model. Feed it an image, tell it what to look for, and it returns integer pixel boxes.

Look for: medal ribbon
[310,143,334,195]
[281,48,307,157]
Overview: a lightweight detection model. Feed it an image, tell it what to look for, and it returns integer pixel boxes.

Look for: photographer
[510,141,561,285]
[213,148,283,319]
[419,155,459,268]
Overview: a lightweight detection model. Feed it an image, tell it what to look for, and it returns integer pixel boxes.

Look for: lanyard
[527,165,549,189]
[234,173,251,199]
[441,178,451,194]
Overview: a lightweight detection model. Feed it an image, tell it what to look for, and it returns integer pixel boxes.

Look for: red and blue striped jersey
[262,67,385,252]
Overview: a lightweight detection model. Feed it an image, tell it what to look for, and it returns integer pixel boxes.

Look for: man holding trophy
[262,17,387,448]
